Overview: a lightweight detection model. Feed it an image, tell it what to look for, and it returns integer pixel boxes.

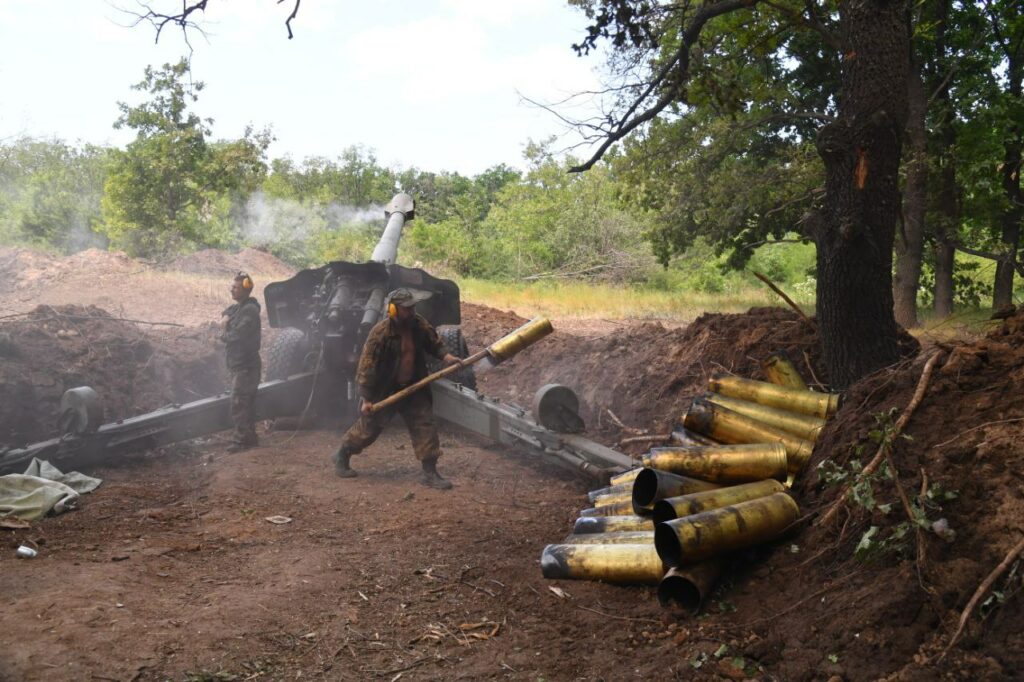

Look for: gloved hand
[442,353,461,367]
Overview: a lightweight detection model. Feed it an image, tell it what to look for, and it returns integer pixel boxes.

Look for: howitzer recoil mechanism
[1,194,633,482]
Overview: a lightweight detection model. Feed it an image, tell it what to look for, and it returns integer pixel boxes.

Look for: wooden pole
[368,350,489,414]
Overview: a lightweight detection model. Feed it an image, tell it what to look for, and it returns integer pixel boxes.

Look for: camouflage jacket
[221,297,262,371]
[357,315,447,402]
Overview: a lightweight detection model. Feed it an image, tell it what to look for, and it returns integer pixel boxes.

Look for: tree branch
[570,0,762,173]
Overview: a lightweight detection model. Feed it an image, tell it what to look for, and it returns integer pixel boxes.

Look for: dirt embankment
[0,305,226,446]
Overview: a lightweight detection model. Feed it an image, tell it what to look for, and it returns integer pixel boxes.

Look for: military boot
[419,459,452,490]
[332,446,357,478]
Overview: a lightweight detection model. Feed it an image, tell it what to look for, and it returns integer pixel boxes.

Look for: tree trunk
[894,65,927,329]
[929,0,956,318]
[992,54,1023,311]
[815,0,910,389]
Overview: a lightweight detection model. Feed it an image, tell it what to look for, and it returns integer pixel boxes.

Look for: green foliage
[98,60,270,256]
[918,253,995,308]
[0,138,111,252]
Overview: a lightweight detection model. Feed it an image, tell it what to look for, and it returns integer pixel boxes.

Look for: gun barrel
[370,193,415,265]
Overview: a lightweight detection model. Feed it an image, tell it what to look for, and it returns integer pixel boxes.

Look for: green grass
[458,278,816,321]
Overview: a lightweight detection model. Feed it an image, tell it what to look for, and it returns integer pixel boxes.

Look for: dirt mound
[0,247,137,293]
[760,311,1024,679]
[0,305,227,446]
[469,306,835,439]
[166,247,295,278]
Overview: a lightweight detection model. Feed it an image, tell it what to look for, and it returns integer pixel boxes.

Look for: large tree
[568,0,910,387]
[100,60,270,256]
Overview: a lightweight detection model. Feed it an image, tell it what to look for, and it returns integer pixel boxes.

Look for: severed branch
[618,433,671,447]
[939,535,1024,661]
[752,271,816,331]
[606,409,646,436]
[817,350,943,528]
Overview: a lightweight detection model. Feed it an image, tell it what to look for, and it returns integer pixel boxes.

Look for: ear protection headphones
[237,272,253,291]
[388,302,398,319]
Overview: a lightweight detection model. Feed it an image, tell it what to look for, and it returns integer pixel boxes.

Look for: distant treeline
[0,58,1017,313]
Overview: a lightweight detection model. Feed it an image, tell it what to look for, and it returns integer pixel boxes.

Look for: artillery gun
[0,194,632,482]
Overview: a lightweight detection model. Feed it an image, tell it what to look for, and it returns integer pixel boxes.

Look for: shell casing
[705,393,826,442]
[573,515,656,535]
[579,507,601,517]
[609,468,644,486]
[631,468,721,515]
[587,483,633,503]
[652,479,787,523]
[540,543,666,584]
[669,428,718,446]
[588,499,642,517]
[654,492,800,567]
[642,443,788,484]
[683,399,815,474]
[563,531,655,544]
[593,490,634,508]
[708,373,839,419]
[657,560,725,612]
[486,317,554,363]
[762,354,809,390]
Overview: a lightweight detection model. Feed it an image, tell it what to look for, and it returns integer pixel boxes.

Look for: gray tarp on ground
[0,458,102,521]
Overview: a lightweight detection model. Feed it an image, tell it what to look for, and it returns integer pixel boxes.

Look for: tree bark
[815,0,910,389]
[894,64,928,329]
[929,0,956,317]
[992,54,1023,311]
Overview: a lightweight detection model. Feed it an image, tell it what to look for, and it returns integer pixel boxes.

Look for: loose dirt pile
[165,247,295,278]
[0,305,226,446]
[0,247,139,294]
[467,305,848,441]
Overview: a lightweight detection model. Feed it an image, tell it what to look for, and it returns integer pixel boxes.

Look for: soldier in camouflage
[331,288,460,489]
[222,272,262,453]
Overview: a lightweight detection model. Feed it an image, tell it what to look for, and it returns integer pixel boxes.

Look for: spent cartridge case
[642,443,788,483]
[486,318,554,363]
[669,428,718,446]
[708,373,839,419]
[705,393,826,442]
[573,515,655,535]
[587,483,633,503]
[762,354,808,390]
[654,492,800,567]
[683,399,814,474]
[657,560,725,612]
[563,531,655,544]
[540,543,666,584]
[609,468,643,486]
[652,479,787,523]
[631,468,721,515]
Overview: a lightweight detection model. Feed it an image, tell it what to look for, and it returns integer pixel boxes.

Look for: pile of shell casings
[540,354,840,611]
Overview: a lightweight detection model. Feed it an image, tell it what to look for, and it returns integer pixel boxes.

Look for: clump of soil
[165,247,295,278]
[0,305,227,446]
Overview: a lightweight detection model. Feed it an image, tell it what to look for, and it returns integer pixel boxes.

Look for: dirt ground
[2,247,1022,681]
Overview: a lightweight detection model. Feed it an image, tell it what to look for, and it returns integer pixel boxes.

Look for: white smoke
[237,192,384,245]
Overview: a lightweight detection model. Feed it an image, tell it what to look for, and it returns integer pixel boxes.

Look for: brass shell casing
[642,443,789,483]
[669,428,718,446]
[657,560,725,613]
[563,531,655,544]
[652,479,787,523]
[587,483,633,503]
[654,492,800,567]
[609,468,644,486]
[631,468,721,515]
[593,490,634,508]
[762,354,808,390]
[486,318,554,363]
[540,543,666,584]
[705,393,826,442]
[683,399,815,474]
[573,514,655,535]
[708,373,839,419]
[587,499,641,517]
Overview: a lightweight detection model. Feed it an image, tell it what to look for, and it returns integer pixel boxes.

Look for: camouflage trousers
[229,362,261,446]
[339,388,441,462]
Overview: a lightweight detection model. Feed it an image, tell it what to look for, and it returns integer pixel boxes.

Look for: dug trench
[0,251,1021,680]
